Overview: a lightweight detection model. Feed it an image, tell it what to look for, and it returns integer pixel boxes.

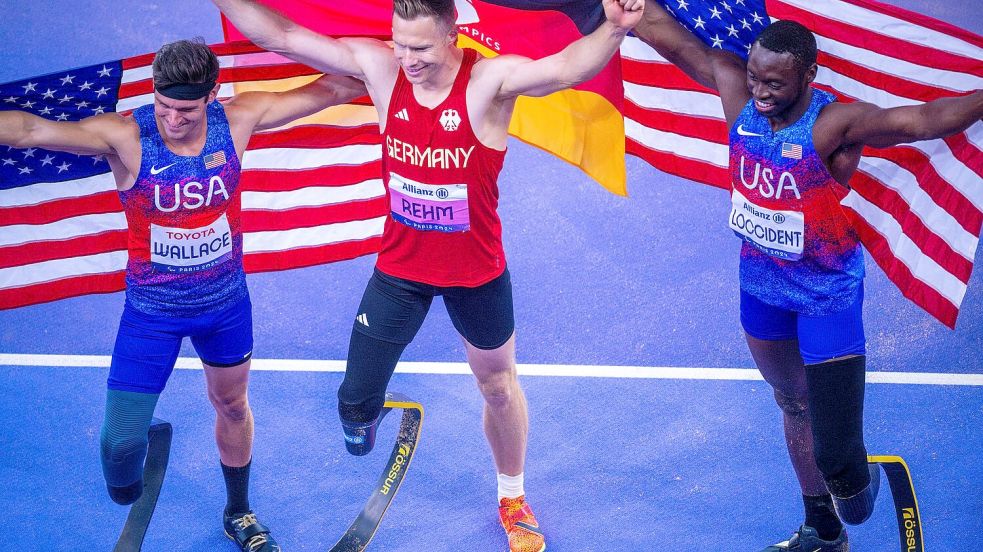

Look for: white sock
[497,472,525,501]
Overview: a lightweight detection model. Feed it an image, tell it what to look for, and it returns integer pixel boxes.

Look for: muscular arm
[839,90,983,149]
[229,74,367,132]
[495,0,643,99]
[223,74,368,157]
[0,110,126,155]
[212,0,392,81]
[633,0,748,124]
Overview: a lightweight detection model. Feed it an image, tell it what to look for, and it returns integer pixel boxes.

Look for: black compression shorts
[353,267,515,350]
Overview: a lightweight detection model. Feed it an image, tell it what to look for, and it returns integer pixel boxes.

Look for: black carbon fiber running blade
[329,392,424,552]
[114,418,172,552]
[869,455,924,552]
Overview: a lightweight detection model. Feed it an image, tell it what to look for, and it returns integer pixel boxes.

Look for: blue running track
[0,1,980,550]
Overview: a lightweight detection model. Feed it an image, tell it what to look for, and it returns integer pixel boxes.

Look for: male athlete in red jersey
[213,1,643,549]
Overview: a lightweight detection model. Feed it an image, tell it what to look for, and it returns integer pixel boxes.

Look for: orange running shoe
[498,495,546,552]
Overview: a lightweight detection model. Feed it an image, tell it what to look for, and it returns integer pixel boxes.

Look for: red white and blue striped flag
[626,0,983,327]
[2,0,981,328]
[0,42,385,310]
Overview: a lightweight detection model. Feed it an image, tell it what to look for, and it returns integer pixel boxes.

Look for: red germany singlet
[376,48,507,287]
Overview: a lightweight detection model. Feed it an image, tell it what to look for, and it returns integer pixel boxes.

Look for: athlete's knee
[100,390,159,505]
[772,388,809,417]
[476,371,518,409]
[208,389,250,422]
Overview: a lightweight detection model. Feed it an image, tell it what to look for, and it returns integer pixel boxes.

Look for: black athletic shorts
[352,267,515,350]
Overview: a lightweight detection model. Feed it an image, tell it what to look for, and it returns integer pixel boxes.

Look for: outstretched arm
[223,74,368,157]
[213,0,392,80]
[228,74,368,132]
[0,110,125,155]
[633,0,747,124]
[494,0,644,99]
[839,90,983,149]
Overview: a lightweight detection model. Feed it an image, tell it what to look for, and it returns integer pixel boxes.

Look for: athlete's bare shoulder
[468,54,529,99]
[813,100,877,153]
[348,38,400,88]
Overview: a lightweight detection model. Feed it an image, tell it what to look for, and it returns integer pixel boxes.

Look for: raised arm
[223,74,368,156]
[0,110,128,156]
[494,0,643,99]
[633,0,748,123]
[835,90,983,149]
[212,0,393,81]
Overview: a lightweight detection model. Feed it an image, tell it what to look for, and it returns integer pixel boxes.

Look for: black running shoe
[223,510,281,552]
[759,524,849,552]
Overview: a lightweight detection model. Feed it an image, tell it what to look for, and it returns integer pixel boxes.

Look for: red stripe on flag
[121,53,154,70]
[624,101,728,144]
[859,146,983,233]
[839,0,983,49]
[0,191,121,226]
[626,139,729,190]
[0,272,126,310]
[118,80,152,99]
[621,60,717,94]
[209,41,267,56]
[845,212,959,328]
[943,131,983,180]
[817,51,963,103]
[247,124,380,149]
[849,172,973,283]
[241,197,387,232]
[244,236,383,273]
[241,161,382,192]
[0,231,127,270]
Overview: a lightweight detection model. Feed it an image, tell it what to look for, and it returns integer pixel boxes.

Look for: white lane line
[1,354,981,387]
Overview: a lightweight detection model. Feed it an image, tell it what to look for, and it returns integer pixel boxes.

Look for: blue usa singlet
[119,101,246,317]
[728,88,864,316]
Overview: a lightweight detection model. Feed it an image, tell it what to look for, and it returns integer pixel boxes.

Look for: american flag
[624,0,983,328]
[0,42,386,310]
[781,142,802,160]
[4,1,981,328]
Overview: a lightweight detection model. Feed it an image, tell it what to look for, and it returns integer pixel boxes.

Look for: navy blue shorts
[108,295,253,393]
[740,286,866,365]
[354,267,515,350]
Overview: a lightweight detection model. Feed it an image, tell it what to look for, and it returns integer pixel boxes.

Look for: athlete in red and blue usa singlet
[378,48,507,287]
[121,100,245,316]
[728,88,864,316]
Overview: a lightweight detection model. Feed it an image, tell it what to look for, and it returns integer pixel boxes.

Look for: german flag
[223,0,629,195]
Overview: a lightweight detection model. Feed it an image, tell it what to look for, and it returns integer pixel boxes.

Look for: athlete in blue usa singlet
[0,37,367,551]
[635,7,983,551]
[120,99,246,319]
[730,88,865,318]
[111,98,249,397]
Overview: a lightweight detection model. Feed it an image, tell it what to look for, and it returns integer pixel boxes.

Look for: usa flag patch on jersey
[204,150,227,169]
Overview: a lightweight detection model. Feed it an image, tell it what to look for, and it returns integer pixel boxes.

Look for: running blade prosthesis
[868,455,923,552]
[114,418,172,552]
[330,392,424,552]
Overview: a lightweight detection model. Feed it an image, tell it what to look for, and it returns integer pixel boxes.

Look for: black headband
[156,80,217,100]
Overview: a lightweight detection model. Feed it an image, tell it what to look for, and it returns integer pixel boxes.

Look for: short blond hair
[393,0,456,29]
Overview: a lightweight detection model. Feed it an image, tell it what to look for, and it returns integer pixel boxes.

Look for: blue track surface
[0,1,980,551]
